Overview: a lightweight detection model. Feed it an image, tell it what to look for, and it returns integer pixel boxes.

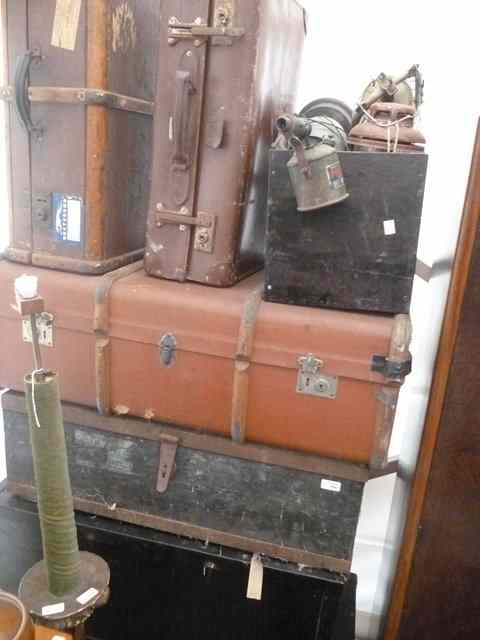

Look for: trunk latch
[296,354,338,399]
[156,435,179,493]
[159,333,177,367]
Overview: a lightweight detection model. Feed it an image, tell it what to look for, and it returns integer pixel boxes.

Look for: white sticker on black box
[383,219,397,236]
[52,0,82,51]
[321,479,342,493]
[77,587,99,605]
[54,193,83,244]
[42,602,65,616]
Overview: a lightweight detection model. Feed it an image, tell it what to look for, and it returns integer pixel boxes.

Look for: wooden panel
[4,408,364,571]
[385,122,480,639]
[0,490,357,640]
[265,151,428,314]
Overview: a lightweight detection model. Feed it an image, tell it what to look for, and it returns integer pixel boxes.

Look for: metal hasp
[159,333,177,367]
[14,284,110,637]
[296,355,338,399]
[167,14,245,46]
[156,435,179,493]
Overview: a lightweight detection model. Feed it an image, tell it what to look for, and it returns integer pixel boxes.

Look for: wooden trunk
[0,488,357,640]
[0,259,410,467]
[3,396,365,573]
[265,150,428,314]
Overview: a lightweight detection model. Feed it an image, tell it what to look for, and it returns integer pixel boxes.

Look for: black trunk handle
[14,48,42,136]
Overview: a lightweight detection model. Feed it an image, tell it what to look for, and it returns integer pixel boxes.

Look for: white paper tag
[247,553,263,600]
[52,636,69,640]
[41,602,65,616]
[321,479,342,493]
[51,0,82,51]
[76,587,99,605]
[383,219,397,236]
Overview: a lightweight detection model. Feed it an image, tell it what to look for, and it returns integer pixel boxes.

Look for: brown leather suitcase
[145,0,306,286]
[1,0,159,274]
[0,259,411,468]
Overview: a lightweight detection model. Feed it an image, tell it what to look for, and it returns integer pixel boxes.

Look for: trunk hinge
[156,435,179,493]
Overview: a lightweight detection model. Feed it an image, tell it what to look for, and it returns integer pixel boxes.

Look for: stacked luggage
[0,4,427,638]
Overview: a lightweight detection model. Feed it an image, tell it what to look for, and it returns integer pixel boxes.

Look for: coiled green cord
[24,372,81,597]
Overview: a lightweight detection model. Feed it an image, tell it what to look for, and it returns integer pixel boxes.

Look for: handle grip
[14,49,42,136]
[172,70,196,172]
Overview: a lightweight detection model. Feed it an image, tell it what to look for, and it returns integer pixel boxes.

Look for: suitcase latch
[156,435,179,494]
[155,206,217,253]
[168,16,245,46]
[296,354,338,399]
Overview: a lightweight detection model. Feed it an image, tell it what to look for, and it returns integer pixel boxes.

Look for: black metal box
[0,490,357,640]
[265,150,428,314]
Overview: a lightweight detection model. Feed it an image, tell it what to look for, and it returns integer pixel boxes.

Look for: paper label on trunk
[247,553,263,600]
[321,479,342,493]
[51,0,82,51]
[53,193,83,244]
[41,602,65,616]
[383,219,397,236]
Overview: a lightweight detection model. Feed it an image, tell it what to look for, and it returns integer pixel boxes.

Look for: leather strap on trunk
[231,286,263,443]
[94,261,144,415]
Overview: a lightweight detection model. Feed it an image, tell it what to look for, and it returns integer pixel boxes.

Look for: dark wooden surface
[384,123,480,639]
[0,490,357,640]
[4,407,364,571]
[265,150,428,314]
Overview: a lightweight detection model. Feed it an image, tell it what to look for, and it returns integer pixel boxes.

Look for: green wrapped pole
[24,371,81,597]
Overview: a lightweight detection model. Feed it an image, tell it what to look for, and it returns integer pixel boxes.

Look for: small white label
[41,602,65,616]
[52,636,68,640]
[247,553,263,601]
[77,587,99,605]
[51,0,82,51]
[383,219,396,236]
[321,479,342,493]
[66,198,82,242]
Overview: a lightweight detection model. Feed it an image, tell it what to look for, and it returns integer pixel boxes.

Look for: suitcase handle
[172,70,196,172]
[14,49,43,137]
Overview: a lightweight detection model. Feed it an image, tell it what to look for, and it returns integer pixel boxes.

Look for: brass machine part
[15,299,110,637]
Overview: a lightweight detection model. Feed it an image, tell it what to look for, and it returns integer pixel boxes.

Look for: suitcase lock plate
[296,354,338,399]
[155,208,217,253]
[22,312,54,348]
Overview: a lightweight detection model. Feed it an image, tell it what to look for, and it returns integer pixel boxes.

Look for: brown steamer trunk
[0,260,411,469]
[2,0,159,274]
[145,0,306,286]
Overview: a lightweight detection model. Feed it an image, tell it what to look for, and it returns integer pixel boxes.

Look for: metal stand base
[19,551,109,631]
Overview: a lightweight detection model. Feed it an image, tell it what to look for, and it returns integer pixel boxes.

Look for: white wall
[298,1,479,637]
